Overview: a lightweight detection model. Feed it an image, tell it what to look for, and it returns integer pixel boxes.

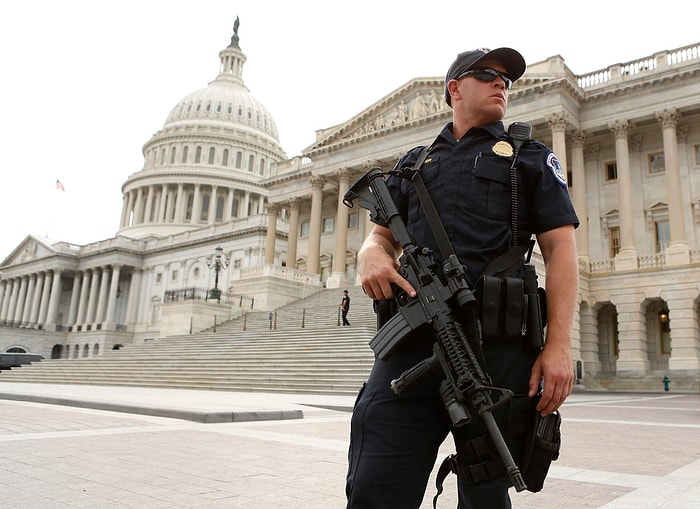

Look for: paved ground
[0,382,698,509]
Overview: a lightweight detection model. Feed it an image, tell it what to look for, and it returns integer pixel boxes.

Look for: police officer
[346,47,579,508]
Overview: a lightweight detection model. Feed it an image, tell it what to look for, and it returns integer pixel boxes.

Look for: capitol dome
[118,18,287,240]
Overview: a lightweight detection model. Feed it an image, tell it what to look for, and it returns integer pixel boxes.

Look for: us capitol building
[1,21,699,390]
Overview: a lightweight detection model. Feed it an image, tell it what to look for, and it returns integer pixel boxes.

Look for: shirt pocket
[469,154,512,221]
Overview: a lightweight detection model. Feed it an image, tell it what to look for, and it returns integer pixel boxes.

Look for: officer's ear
[447,79,461,105]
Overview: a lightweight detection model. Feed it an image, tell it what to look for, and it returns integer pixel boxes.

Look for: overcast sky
[1,0,696,261]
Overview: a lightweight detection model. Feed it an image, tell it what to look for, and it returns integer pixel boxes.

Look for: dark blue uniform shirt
[374,121,579,280]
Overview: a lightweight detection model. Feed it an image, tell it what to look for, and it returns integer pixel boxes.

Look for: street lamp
[207,246,229,302]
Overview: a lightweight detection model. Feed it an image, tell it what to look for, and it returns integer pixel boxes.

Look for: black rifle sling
[407,144,491,378]
[410,145,459,261]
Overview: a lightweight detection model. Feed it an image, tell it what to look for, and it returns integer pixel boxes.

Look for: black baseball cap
[444,47,526,106]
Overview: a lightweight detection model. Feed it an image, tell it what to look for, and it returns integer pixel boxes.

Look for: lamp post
[207,246,228,302]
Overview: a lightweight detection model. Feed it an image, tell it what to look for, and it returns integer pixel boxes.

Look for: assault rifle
[343,167,527,492]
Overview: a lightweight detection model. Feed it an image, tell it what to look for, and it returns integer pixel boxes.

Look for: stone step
[0,286,381,394]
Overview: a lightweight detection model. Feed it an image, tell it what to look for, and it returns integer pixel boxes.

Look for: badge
[492,141,514,157]
[546,151,568,187]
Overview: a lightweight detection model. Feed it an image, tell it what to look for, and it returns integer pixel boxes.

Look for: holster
[519,408,562,492]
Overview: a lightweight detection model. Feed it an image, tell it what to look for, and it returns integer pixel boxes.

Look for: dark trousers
[342,309,350,325]
[345,333,537,509]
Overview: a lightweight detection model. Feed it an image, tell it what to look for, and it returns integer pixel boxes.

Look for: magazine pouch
[474,276,527,341]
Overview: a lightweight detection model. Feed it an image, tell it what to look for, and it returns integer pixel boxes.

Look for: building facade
[1,23,699,389]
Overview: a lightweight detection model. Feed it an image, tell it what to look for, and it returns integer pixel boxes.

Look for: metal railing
[163,287,254,308]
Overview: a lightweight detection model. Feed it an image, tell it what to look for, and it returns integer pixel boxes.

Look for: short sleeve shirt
[373,121,579,279]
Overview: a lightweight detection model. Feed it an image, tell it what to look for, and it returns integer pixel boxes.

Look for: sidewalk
[0,382,357,423]
[1,383,699,508]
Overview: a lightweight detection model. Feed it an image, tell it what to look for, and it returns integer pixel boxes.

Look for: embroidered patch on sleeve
[546,151,568,187]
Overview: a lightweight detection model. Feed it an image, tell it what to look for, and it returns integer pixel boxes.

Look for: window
[200,194,210,222]
[300,221,310,237]
[195,146,202,164]
[216,196,224,221]
[605,161,617,181]
[649,152,665,173]
[233,259,241,269]
[222,149,229,166]
[185,194,194,220]
[235,151,242,168]
[160,148,166,165]
[171,270,178,282]
[259,158,265,175]
[231,196,239,218]
[655,221,670,252]
[248,155,255,172]
[181,146,189,163]
[348,213,359,229]
[208,147,215,164]
[170,147,176,164]
[695,144,700,166]
[323,217,334,233]
[155,273,162,284]
[609,226,620,258]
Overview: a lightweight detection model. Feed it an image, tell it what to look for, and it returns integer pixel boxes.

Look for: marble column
[44,270,63,329]
[608,120,638,270]
[328,169,352,288]
[105,264,122,326]
[656,108,690,265]
[287,198,301,269]
[265,203,279,265]
[66,271,81,329]
[307,176,325,274]
[570,131,589,263]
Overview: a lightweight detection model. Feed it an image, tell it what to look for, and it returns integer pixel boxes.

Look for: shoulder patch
[546,151,567,187]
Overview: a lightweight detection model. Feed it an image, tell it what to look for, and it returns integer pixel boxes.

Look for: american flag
[56,179,65,191]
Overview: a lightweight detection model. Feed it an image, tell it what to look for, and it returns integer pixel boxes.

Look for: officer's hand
[359,244,415,300]
[528,340,574,415]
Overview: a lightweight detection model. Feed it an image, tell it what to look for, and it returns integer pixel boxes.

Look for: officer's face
[450,59,509,126]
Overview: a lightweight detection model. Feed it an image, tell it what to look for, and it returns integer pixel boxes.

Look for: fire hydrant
[663,375,670,392]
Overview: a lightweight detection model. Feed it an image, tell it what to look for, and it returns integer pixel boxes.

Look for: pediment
[304,77,448,153]
[1,235,58,267]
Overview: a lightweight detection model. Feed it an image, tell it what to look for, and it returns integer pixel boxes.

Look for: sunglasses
[456,68,513,90]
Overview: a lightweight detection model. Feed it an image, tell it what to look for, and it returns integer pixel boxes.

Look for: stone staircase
[0,287,378,395]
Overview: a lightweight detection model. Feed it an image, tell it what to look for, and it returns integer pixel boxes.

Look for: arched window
[259,158,265,175]
[51,344,62,359]
[216,195,225,221]
[181,146,189,163]
[200,194,210,222]
[222,149,229,166]
[235,151,242,168]
[82,344,89,358]
[160,148,166,165]
[195,146,202,164]
[231,196,239,218]
[185,193,194,221]
[170,147,177,164]
[93,343,100,356]
[248,155,255,172]
[208,147,215,164]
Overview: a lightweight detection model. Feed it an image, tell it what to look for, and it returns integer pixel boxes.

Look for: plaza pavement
[0,382,698,509]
